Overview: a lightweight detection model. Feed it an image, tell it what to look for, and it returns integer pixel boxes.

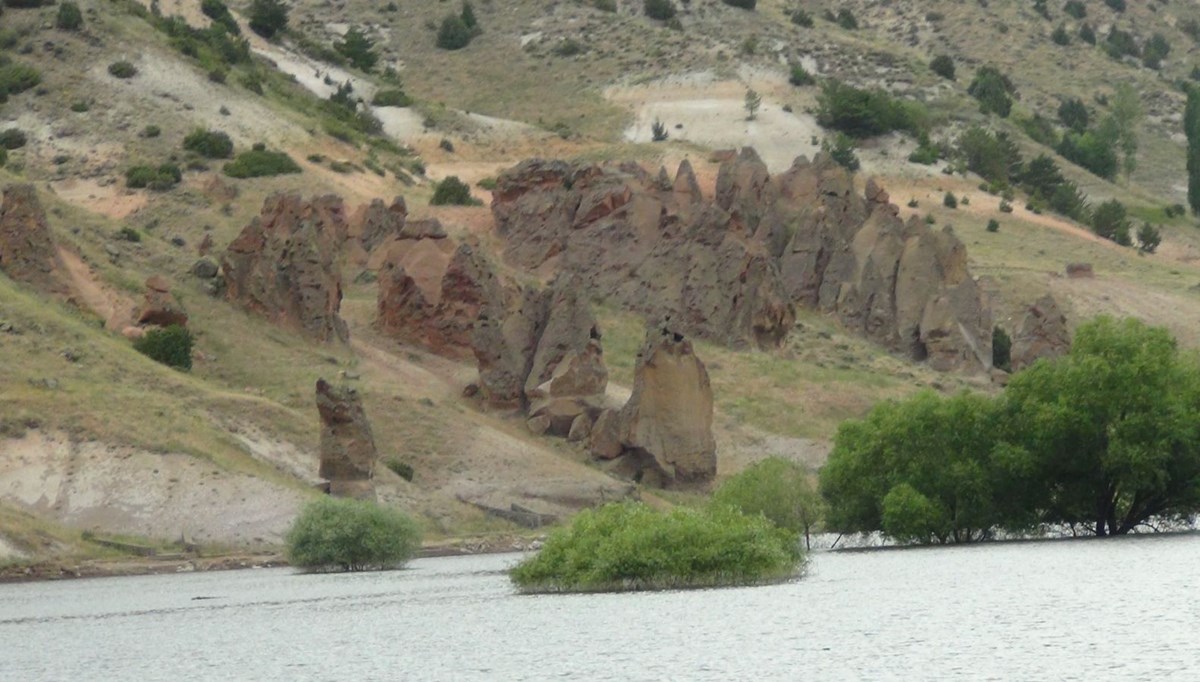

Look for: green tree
[248,0,289,40]
[956,126,1022,184]
[285,497,422,571]
[133,325,194,370]
[992,326,1012,372]
[929,54,955,80]
[1136,222,1161,254]
[643,0,676,21]
[461,0,479,32]
[336,27,378,72]
[436,14,472,50]
[1057,98,1089,133]
[967,66,1015,118]
[822,133,859,171]
[55,2,83,31]
[430,176,478,205]
[744,88,762,120]
[1187,86,1200,215]
[712,457,824,549]
[1109,83,1141,180]
[1089,198,1131,245]
[1003,317,1200,536]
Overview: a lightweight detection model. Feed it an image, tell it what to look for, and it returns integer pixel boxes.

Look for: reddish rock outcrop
[471,273,609,433]
[378,241,504,358]
[316,378,377,500]
[588,324,715,489]
[136,275,188,328]
[0,184,67,295]
[222,194,349,343]
[1010,294,1071,372]
[490,150,992,371]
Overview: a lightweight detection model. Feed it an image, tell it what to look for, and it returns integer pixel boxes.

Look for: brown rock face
[136,275,188,328]
[588,324,716,489]
[1010,294,1071,372]
[491,157,796,350]
[472,273,609,431]
[0,184,66,295]
[378,241,505,358]
[490,150,992,371]
[221,193,350,343]
[316,379,377,500]
[357,196,409,254]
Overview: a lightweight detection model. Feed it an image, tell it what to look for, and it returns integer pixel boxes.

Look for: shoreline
[0,535,542,584]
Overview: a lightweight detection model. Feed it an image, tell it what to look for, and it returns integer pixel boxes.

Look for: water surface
[2,534,1198,680]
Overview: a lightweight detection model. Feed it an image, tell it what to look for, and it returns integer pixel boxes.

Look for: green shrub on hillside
[643,0,676,21]
[286,497,421,572]
[183,129,234,159]
[1136,222,1161,254]
[1064,1,1086,19]
[943,192,958,209]
[134,325,194,370]
[0,128,27,150]
[510,502,804,593]
[248,0,288,39]
[223,148,301,178]
[822,133,860,171]
[108,61,138,79]
[436,14,472,50]
[0,62,42,99]
[1090,199,1131,245]
[791,10,813,27]
[430,176,480,205]
[788,63,814,86]
[835,8,858,30]
[592,0,617,12]
[816,79,928,138]
[1051,24,1070,46]
[930,54,955,80]
[125,163,182,190]
[200,0,240,35]
[0,148,7,168]
[721,0,756,9]
[55,2,83,31]
[336,27,378,72]
[967,66,1015,117]
[371,88,412,107]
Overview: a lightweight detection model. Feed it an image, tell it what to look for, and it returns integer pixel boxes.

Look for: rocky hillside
[2,0,1200,567]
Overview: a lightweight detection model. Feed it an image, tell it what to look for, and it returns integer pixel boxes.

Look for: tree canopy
[713,457,824,549]
[821,317,1200,543]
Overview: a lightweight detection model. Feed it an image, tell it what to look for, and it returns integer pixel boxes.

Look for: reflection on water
[2,534,1198,680]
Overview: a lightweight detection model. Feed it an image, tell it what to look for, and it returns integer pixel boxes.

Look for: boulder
[588,324,716,489]
[222,193,350,343]
[315,378,377,500]
[0,184,67,295]
[136,275,188,328]
[1010,294,1071,372]
[191,258,219,279]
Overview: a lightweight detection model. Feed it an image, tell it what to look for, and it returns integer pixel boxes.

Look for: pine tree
[1187,86,1200,215]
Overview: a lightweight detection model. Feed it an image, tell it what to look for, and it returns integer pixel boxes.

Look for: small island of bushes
[285,496,421,572]
[509,500,805,594]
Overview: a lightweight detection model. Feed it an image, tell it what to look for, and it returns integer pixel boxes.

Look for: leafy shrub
[1058,128,1118,180]
[208,69,227,84]
[1103,0,1125,12]
[1051,24,1070,46]
[553,38,585,57]
[1057,98,1089,133]
[371,88,411,107]
[1104,27,1139,61]
[200,0,239,34]
[134,325,194,370]
[986,218,1000,233]
[1079,23,1096,45]
[55,2,83,31]
[955,126,1021,184]
[999,199,1013,213]
[476,176,497,190]
[285,497,421,572]
[929,54,955,80]
[791,9,813,27]
[1136,222,1161,254]
[248,0,289,39]
[1064,1,1086,20]
[125,164,182,190]
[1016,112,1059,147]
[436,14,472,49]
[968,66,1015,118]
[183,129,234,159]
[0,62,42,97]
[140,125,162,138]
[108,61,138,79]
[943,192,958,209]
[336,27,378,72]
[721,0,756,9]
[822,133,859,171]
[384,458,414,481]
[643,0,676,21]
[835,8,858,30]
[1090,199,1131,246]
[430,175,480,205]
[2,0,55,7]
[651,118,668,142]
[908,144,939,165]
[117,227,141,242]
[992,325,1010,370]
[712,457,823,548]
[223,148,302,178]
[816,79,928,138]
[1142,33,1170,70]
[788,63,814,86]
[593,0,617,12]
[0,128,27,150]
[509,502,804,593]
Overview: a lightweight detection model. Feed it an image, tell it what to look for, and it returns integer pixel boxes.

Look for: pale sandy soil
[49,178,146,220]
[57,249,137,331]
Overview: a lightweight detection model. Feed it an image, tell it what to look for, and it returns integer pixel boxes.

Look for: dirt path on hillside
[57,249,135,330]
[50,179,146,220]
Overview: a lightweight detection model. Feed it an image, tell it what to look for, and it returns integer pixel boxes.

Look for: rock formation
[0,184,67,295]
[136,275,188,328]
[490,150,993,372]
[221,193,349,343]
[471,272,609,436]
[1010,294,1071,372]
[589,323,716,489]
[378,241,504,358]
[315,379,377,500]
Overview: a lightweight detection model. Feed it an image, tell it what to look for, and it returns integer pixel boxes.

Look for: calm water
[2,534,1199,681]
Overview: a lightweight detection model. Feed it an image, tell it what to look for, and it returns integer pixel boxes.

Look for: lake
[2,534,1198,680]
